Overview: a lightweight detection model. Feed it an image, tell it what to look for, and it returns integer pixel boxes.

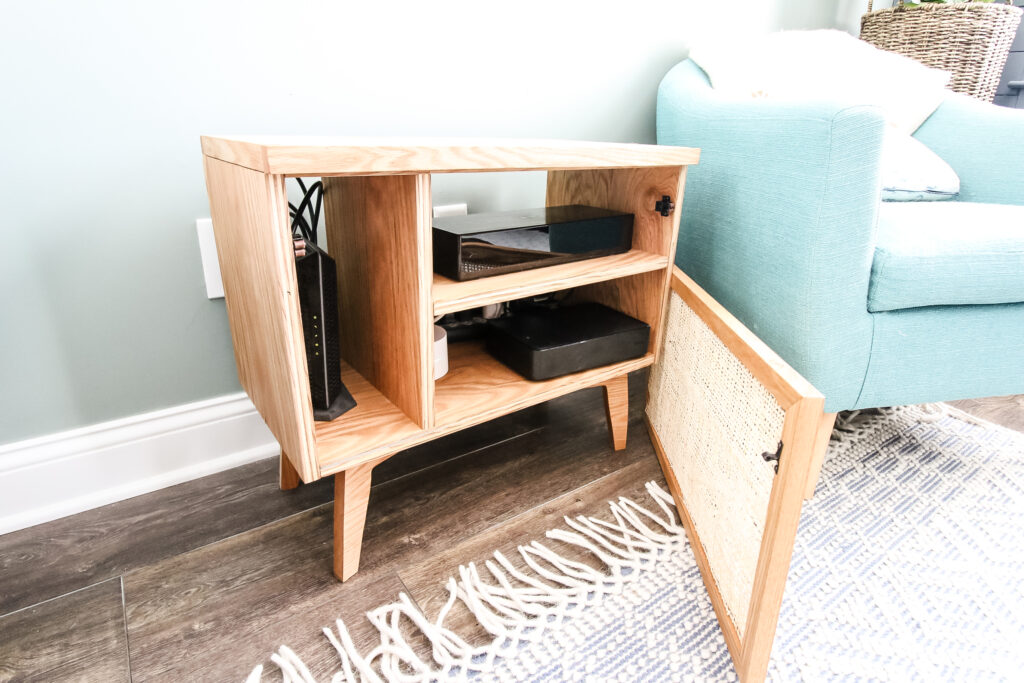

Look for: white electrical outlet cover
[433,203,468,218]
[196,218,224,299]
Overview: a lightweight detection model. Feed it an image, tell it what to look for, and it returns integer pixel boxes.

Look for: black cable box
[433,205,634,281]
[486,303,650,381]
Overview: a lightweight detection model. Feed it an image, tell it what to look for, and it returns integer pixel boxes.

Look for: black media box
[433,205,633,281]
[486,303,650,381]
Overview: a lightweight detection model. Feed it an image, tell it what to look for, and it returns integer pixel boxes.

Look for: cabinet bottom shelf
[315,342,653,477]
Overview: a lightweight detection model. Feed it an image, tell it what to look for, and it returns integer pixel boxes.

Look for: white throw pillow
[689,30,951,133]
[879,128,960,201]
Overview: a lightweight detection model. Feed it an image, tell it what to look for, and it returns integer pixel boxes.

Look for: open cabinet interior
[296,164,688,479]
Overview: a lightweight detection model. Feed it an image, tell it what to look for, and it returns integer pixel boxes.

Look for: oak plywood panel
[322,174,433,429]
[434,341,653,432]
[546,167,687,355]
[432,249,668,316]
[200,136,700,176]
[203,157,317,481]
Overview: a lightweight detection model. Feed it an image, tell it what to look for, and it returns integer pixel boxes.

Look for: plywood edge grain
[201,136,269,173]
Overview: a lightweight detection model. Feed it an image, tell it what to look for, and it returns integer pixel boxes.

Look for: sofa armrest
[657,60,884,411]
[914,93,1024,206]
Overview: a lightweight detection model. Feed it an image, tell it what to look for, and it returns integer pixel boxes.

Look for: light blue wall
[0,1,839,444]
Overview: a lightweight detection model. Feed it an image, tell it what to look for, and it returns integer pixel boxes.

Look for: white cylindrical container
[433,325,449,380]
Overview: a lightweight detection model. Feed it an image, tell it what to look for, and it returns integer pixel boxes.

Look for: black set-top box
[487,303,650,381]
[433,205,634,281]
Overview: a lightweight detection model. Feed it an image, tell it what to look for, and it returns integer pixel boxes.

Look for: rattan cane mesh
[861,2,1022,102]
[647,294,785,637]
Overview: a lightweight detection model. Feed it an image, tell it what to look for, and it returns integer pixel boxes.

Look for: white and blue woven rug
[250,404,1024,682]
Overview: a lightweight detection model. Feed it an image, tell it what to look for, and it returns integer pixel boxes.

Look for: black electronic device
[433,205,634,281]
[486,303,650,381]
[291,180,356,421]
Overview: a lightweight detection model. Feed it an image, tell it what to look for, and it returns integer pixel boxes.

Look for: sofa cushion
[868,202,1024,312]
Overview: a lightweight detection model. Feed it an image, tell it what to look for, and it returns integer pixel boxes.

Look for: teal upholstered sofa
[657,59,1024,413]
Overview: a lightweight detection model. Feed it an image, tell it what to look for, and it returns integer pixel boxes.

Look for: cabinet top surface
[200,135,699,176]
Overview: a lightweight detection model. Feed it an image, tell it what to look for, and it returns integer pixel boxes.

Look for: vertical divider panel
[546,167,686,356]
[322,174,434,429]
[203,156,318,482]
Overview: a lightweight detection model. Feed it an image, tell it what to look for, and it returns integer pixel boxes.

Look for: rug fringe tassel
[247,481,684,682]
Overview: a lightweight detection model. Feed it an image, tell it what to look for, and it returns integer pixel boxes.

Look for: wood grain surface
[432,249,668,316]
[333,463,374,581]
[203,156,317,481]
[314,344,652,476]
[603,375,630,450]
[0,578,130,682]
[322,174,433,429]
[200,136,700,176]
[547,167,685,355]
[434,341,652,432]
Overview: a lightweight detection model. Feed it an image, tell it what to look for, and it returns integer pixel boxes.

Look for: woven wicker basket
[861,0,1023,101]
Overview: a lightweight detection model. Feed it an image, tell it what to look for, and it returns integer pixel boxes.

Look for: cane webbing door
[647,267,825,683]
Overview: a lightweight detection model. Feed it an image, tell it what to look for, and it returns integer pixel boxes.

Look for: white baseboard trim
[0,393,278,535]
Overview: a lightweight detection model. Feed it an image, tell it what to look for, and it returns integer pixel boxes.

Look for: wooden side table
[201,137,833,682]
[200,137,698,581]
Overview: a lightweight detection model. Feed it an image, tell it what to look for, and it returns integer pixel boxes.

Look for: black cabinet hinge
[655,195,675,217]
[761,441,783,474]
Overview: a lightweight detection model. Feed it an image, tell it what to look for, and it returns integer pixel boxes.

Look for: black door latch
[655,195,674,217]
[761,441,784,474]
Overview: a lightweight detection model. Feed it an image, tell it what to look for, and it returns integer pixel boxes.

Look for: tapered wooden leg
[603,375,629,451]
[279,452,301,490]
[333,463,374,582]
[803,412,837,500]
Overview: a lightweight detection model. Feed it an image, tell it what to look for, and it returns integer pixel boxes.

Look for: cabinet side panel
[322,174,433,428]
[546,167,685,354]
[203,157,317,481]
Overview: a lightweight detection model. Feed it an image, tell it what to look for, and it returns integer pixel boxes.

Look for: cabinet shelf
[434,341,654,430]
[432,249,668,315]
[313,360,423,475]
[315,342,655,477]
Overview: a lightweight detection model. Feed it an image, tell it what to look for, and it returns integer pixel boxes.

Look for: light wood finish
[739,395,824,683]
[201,136,700,176]
[547,167,687,355]
[203,157,317,482]
[435,342,652,435]
[279,452,301,490]
[322,174,434,428]
[315,343,653,477]
[432,249,668,316]
[203,139,697,584]
[803,412,837,500]
[648,267,826,683]
[603,375,629,450]
[313,359,423,475]
[333,462,374,582]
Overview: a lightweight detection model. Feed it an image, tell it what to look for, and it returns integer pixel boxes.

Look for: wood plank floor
[1,382,1020,682]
